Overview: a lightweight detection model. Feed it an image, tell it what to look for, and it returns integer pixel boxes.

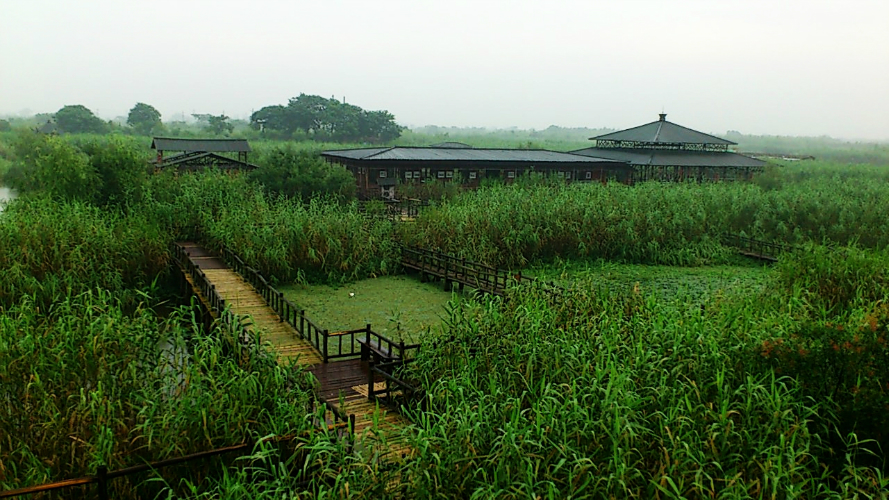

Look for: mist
[1,0,887,140]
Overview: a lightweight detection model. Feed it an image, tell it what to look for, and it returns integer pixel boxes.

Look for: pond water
[0,186,15,212]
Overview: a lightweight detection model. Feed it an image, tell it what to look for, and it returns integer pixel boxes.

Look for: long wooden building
[571,114,765,182]
[321,145,632,199]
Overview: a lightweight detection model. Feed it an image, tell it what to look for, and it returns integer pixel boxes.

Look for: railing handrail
[0,424,348,499]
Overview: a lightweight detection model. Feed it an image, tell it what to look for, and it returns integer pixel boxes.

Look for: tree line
[10,94,403,144]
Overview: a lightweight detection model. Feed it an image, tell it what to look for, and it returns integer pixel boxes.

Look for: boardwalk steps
[172,242,416,466]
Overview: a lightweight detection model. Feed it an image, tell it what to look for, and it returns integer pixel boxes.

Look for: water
[0,186,15,212]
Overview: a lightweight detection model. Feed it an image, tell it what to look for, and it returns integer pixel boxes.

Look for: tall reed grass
[0,290,319,496]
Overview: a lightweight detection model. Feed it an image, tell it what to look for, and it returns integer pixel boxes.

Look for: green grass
[279,275,456,343]
[526,258,772,303]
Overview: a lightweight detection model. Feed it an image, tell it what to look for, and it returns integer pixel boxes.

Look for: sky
[1,0,888,140]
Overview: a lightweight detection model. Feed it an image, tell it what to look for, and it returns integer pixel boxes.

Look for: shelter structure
[571,114,765,182]
[150,137,257,171]
[322,146,632,199]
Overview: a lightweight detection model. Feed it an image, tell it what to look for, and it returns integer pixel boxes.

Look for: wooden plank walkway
[175,242,413,462]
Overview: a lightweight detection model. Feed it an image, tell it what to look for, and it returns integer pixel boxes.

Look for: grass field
[279,275,457,343]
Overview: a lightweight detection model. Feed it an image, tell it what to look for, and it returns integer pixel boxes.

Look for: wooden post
[96,465,109,500]
[322,329,329,363]
[367,360,376,401]
[278,291,284,321]
[443,255,451,292]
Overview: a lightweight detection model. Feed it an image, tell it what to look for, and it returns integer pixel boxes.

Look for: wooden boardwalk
[174,242,413,462]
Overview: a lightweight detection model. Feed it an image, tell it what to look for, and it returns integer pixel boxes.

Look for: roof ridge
[362,146,396,159]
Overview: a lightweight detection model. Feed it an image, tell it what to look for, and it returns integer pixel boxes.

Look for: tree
[54,105,109,134]
[252,94,403,142]
[0,119,11,132]
[127,103,162,135]
[250,105,293,136]
[205,114,233,136]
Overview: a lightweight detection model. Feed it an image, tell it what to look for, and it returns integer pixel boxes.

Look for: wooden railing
[0,424,348,499]
[367,359,426,411]
[721,233,798,262]
[218,246,420,363]
[400,245,565,298]
[172,243,356,432]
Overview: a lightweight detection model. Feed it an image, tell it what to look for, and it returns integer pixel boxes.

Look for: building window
[414,171,421,178]
[446,170,453,178]
[557,171,564,178]
[379,170,387,178]
[585,171,592,180]
[469,171,477,179]
[565,172,571,179]
[437,171,445,178]
[405,171,412,179]
[507,171,515,179]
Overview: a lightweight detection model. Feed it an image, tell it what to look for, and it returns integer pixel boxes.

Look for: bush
[249,146,355,200]
[2,132,100,202]
[754,312,889,469]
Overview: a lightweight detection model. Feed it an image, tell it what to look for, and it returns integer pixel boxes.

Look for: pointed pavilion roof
[591,114,735,146]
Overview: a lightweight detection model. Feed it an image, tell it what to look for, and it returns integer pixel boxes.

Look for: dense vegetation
[2,131,889,497]
[402,163,889,268]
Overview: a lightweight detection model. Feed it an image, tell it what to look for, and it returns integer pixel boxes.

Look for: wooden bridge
[400,245,565,297]
[171,242,420,461]
[721,233,798,262]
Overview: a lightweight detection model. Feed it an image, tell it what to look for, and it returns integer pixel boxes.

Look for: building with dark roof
[322,146,632,199]
[150,137,256,171]
[572,114,765,182]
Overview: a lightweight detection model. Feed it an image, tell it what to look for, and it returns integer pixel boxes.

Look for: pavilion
[150,137,257,171]
[571,114,765,182]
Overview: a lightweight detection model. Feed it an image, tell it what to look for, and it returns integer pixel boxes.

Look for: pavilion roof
[591,114,735,146]
[151,137,252,153]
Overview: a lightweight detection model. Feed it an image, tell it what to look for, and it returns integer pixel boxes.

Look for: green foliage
[80,136,152,207]
[55,104,109,134]
[755,312,889,471]
[2,132,101,202]
[0,290,317,494]
[393,284,889,498]
[205,113,234,136]
[401,164,889,268]
[0,118,11,132]
[249,146,355,200]
[774,245,889,314]
[0,197,168,309]
[251,94,403,143]
[126,102,163,135]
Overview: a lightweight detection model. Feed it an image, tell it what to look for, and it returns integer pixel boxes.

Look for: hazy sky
[1,0,887,140]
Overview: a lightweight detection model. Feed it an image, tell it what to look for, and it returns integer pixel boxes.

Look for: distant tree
[204,114,234,136]
[250,105,293,135]
[127,103,162,135]
[0,119,11,132]
[54,105,109,134]
[253,94,403,142]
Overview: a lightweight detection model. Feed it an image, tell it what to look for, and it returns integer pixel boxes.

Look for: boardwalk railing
[367,359,426,411]
[0,425,347,499]
[721,233,798,262]
[219,246,420,364]
[400,245,565,297]
[172,243,355,432]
